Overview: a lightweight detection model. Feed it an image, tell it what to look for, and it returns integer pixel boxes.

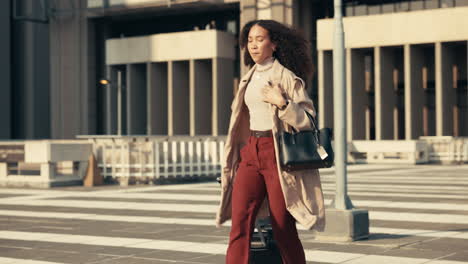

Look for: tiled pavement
[0,164,467,263]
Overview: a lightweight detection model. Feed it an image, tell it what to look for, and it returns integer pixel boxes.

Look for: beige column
[270,0,293,25]
[404,44,425,139]
[190,60,195,136]
[347,49,367,140]
[435,42,456,136]
[240,0,256,76]
[318,50,334,129]
[374,47,396,140]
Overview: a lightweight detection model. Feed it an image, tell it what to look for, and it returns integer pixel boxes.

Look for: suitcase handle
[255,223,268,248]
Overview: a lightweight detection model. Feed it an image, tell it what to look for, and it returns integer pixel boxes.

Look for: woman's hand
[262,82,287,108]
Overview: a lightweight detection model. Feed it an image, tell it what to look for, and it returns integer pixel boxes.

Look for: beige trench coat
[215,59,325,231]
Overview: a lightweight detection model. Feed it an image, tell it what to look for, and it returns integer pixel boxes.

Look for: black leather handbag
[277,111,334,171]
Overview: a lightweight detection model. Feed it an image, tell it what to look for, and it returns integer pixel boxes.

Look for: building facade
[1,0,467,140]
[318,1,468,140]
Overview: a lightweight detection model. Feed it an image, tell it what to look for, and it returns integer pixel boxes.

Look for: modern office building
[318,1,468,140]
[1,0,467,140]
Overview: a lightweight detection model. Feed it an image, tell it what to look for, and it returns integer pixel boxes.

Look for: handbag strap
[304,110,319,132]
[285,110,320,146]
[289,110,318,133]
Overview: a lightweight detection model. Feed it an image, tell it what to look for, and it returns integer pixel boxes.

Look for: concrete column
[147,62,168,135]
[318,50,334,129]
[404,44,425,139]
[193,60,212,136]
[374,47,396,140]
[270,0,294,25]
[190,60,195,137]
[50,0,91,138]
[171,61,190,135]
[346,49,367,140]
[127,64,147,135]
[13,0,50,139]
[255,0,294,25]
[0,0,10,138]
[240,0,257,77]
[82,15,97,135]
[105,66,112,134]
[257,0,272,20]
[436,42,456,136]
[213,58,234,135]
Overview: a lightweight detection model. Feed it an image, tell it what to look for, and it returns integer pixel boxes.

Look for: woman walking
[216,20,325,264]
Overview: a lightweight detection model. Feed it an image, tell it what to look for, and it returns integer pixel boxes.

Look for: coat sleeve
[277,77,317,131]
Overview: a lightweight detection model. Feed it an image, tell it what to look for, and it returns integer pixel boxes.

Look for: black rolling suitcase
[249,217,282,264]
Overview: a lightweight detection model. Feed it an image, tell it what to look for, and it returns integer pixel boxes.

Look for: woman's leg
[226,140,266,264]
[259,139,306,264]
[265,176,306,264]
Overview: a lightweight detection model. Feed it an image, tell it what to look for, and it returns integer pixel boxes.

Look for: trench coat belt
[250,130,273,138]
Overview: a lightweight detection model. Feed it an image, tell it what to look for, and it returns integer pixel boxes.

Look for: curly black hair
[239,20,314,84]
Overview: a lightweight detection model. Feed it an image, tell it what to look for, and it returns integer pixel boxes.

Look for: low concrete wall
[348,140,429,164]
[0,140,92,188]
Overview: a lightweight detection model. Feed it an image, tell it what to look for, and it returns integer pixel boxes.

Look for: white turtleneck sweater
[244,57,275,131]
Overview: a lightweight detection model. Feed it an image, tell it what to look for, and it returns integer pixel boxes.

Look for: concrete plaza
[0,164,466,263]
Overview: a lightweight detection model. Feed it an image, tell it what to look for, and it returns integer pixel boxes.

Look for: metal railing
[79,135,226,185]
[420,136,468,164]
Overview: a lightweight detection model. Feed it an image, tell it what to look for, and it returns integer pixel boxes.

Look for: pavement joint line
[87,255,133,264]
[2,196,468,213]
[0,257,66,264]
[0,164,464,195]
[3,230,468,264]
[8,190,468,202]
[3,187,468,201]
[336,253,369,264]
[0,209,468,240]
[1,178,467,198]
[421,252,459,264]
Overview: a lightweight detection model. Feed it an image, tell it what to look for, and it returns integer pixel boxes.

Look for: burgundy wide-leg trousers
[225,135,306,264]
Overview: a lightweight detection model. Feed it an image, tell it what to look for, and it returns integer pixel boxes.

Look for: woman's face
[247,24,276,64]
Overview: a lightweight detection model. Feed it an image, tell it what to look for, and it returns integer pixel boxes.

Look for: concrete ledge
[348,140,429,164]
[106,30,236,64]
[0,140,92,188]
[318,6,468,49]
[25,141,92,163]
[0,176,83,188]
[315,208,369,242]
